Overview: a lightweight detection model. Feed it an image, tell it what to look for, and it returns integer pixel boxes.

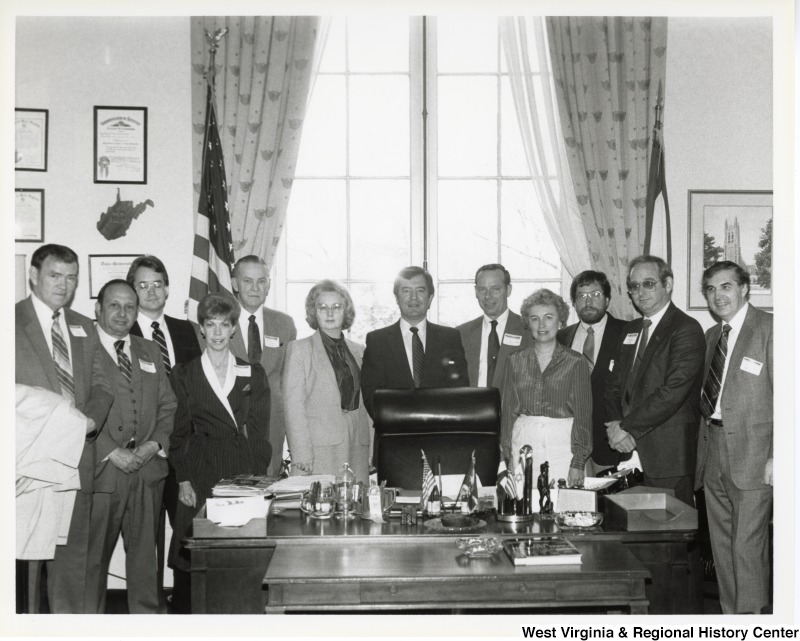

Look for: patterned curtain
[191,16,321,269]
[547,17,668,319]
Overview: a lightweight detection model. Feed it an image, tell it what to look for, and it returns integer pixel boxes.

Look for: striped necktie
[151,321,171,374]
[582,326,595,372]
[51,311,75,400]
[700,324,732,419]
[410,326,424,387]
[115,340,133,382]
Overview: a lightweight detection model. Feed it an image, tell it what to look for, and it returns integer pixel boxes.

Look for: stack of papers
[212,474,275,497]
[266,475,335,494]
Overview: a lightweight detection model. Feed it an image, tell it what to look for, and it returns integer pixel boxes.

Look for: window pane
[508,280,563,317]
[500,76,531,177]
[347,16,409,73]
[437,17,497,73]
[287,283,314,340]
[438,77,497,176]
[318,18,345,73]
[350,76,409,176]
[348,282,399,345]
[437,180,498,280]
[437,283,478,328]
[350,179,411,281]
[295,76,345,176]
[500,179,560,280]
[286,179,347,279]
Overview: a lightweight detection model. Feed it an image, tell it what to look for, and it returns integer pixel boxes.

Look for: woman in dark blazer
[168,293,272,574]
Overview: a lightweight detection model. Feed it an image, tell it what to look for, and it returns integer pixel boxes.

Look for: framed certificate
[15,188,44,242]
[93,106,148,184]
[15,108,48,171]
[88,254,143,299]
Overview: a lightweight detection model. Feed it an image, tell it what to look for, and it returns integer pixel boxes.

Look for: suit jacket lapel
[392,321,414,385]
[312,331,340,392]
[635,304,674,378]
[23,299,61,392]
[64,309,89,403]
[725,305,755,385]
[462,318,482,386]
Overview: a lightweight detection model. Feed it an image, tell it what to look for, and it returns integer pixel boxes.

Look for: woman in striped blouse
[499,288,592,493]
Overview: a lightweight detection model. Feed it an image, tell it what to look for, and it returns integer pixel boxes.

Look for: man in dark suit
[695,261,772,614]
[15,244,113,613]
[88,279,177,613]
[361,266,469,419]
[126,255,201,606]
[557,270,627,475]
[229,255,297,476]
[457,263,530,389]
[604,255,705,505]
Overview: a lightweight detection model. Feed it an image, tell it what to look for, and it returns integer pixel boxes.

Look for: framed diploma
[15,108,48,171]
[93,106,148,184]
[88,254,143,299]
[15,188,44,242]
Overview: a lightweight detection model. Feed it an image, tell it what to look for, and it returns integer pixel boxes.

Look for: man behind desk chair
[457,263,531,390]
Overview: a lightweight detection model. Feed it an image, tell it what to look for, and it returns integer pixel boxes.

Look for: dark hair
[520,288,570,328]
[627,254,673,284]
[393,266,435,297]
[126,255,169,286]
[304,280,356,330]
[233,254,268,277]
[474,264,511,286]
[31,244,78,271]
[96,279,136,305]
[569,270,611,303]
[701,260,751,299]
[198,293,241,325]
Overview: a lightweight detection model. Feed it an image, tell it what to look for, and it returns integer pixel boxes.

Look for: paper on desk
[206,496,272,527]
[266,475,335,493]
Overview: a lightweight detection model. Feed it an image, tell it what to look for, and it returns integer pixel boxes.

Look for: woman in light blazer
[283,280,371,484]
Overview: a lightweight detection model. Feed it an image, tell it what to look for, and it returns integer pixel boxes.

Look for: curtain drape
[546,17,668,319]
[191,16,321,270]
[500,17,591,281]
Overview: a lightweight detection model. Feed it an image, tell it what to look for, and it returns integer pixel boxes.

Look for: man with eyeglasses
[604,255,705,505]
[557,270,627,475]
[126,255,201,611]
[457,263,530,389]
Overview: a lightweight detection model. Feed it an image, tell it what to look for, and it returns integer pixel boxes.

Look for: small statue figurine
[538,462,554,517]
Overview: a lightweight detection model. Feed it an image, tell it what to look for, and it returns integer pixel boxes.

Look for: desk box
[602,491,697,531]
[193,499,270,538]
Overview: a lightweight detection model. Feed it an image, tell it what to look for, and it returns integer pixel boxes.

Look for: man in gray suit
[695,261,773,614]
[457,264,530,389]
[229,255,297,476]
[15,244,113,613]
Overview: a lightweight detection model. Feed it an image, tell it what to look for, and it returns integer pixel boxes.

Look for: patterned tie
[51,311,75,400]
[410,326,424,388]
[248,314,262,364]
[151,321,171,374]
[700,324,732,419]
[624,318,652,406]
[486,320,500,386]
[582,326,595,372]
[115,340,133,382]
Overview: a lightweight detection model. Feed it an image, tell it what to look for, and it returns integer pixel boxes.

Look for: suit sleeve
[360,333,383,419]
[247,363,272,471]
[449,332,469,386]
[604,331,626,422]
[282,342,314,472]
[568,359,593,470]
[81,336,114,440]
[621,319,705,439]
[499,357,520,462]
[150,349,177,450]
[169,366,193,482]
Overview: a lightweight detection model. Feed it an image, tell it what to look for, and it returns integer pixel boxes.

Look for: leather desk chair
[373,387,501,491]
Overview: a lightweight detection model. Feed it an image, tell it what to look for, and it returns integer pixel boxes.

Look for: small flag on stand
[497,459,517,500]
[457,450,479,512]
[420,450,436,506]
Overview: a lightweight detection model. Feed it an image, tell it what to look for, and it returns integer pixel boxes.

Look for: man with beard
[557,270,627,475]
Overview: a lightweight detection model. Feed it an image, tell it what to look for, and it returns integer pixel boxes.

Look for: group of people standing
[16,244,772,616]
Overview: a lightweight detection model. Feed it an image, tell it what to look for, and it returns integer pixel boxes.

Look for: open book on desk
[502,537,582,566]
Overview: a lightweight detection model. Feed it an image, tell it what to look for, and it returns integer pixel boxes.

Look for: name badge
[138,359,156,373]
[623,333,639,345]
[503,333,522,347]
[264,335,281,348]
[68,325,88,337]
[609,359,614,372]
[740,357,763,376]
[234,365,252,377]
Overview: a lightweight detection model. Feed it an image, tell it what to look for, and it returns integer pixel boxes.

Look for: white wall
[15,16,193,319]
[665,17,773,331]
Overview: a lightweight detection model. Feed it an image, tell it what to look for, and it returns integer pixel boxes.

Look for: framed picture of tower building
[687,190,773,311]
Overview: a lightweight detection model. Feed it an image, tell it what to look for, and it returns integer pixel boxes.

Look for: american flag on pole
[188,82,235,322]
[643,80,672,264]
[497,459,517,500]
[420,450,436,505]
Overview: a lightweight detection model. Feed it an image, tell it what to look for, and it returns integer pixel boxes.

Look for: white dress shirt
[201,350,238,426]
[31,293,73,363]
[570,312,609,365]
[634,301,670,361]
[710,302,749,420]
[399,317,427,377]
[96,326,131,363]
[136,311,175,368]
[478,308,510,387]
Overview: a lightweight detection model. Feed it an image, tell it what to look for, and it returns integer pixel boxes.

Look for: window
[275,16,562,342]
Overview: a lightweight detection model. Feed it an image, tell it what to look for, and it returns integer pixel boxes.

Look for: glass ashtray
[455,537,503,558]
[555,511,604,529]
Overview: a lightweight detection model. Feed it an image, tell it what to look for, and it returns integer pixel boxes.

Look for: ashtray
[555,511,604,529]
[310,509,334,520]
[424,515,487,533]
[456,537,502,558]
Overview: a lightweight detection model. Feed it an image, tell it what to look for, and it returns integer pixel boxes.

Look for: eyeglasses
[576,291,604,302]
[136,281,165,291]
[316,303,343,314]
[627,279,661,294]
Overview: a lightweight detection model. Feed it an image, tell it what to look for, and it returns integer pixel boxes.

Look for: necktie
[51,311,75,400]
[700,324,732,419]
[486,320,500,386]
[115,340,133,382]
[248,314,262,364]
[582,326,595,372]
[151,321,171,374]
[624,318,652,406]
[410,326,424,388]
